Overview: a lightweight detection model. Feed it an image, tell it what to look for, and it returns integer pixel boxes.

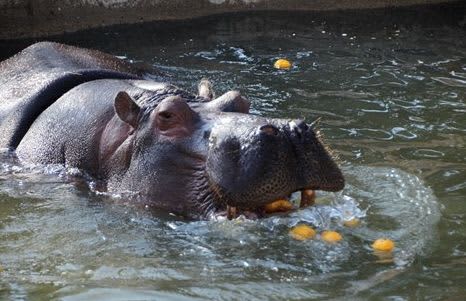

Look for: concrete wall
[0,0,459,39]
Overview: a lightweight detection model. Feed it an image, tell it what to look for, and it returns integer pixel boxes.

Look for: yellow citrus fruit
[343,218,360,228]
[321,231,343,243]
[274,59,292,69]
[290,224,316,241]
[264,199,293,214]
[372,238,395,252]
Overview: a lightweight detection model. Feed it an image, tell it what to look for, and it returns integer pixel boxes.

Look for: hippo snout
[205,115,345,209]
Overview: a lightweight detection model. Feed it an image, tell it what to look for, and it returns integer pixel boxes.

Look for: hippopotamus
[0,42,344,219]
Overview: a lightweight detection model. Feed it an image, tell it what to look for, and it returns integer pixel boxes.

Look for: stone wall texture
[0,0,459,39]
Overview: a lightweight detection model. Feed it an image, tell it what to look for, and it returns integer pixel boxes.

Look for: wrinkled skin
[1,42,344,219]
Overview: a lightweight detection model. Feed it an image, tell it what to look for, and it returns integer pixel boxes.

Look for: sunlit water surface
[0,4,465,300]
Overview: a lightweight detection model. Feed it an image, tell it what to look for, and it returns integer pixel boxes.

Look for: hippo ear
[198,78,214,101]
[114,91,141,128]
[207,91,250,113]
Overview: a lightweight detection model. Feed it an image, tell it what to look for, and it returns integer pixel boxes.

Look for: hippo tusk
[300,189,316,208]
[227,206,237,220]
[227,205,237,220]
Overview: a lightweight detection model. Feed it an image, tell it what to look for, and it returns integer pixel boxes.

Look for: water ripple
[432,77,466,87]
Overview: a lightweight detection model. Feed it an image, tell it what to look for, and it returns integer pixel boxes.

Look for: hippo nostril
[295,119,309,132]
[260,124,279,136]
[289,120,308,134]
[289,120,309,140]
[288,120,301,138]
[288,121,299,133]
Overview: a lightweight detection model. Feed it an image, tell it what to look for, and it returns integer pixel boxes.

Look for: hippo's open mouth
[217,188,317,220]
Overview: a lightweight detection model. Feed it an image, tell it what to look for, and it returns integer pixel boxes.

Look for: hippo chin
[0,42,344,219]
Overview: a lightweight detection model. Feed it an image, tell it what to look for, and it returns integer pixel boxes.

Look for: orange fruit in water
[343,218,360,228]
[321,231,343,243]
[372,238,395,252]
[290,224,316,240]
[274,59,292,69]
[264,199,293,213]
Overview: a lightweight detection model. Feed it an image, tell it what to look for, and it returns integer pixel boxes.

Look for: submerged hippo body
[0,42,344,219]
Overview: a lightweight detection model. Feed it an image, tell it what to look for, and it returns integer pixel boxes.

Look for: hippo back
[0,42,143,150]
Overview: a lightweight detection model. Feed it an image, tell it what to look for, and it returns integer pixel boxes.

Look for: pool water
[1,4,465,300]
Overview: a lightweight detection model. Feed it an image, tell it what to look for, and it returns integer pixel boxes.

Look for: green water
[0,4,465,300]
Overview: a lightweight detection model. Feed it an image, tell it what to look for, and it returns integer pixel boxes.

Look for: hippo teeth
[300,189,316,208]
[227,205,237,220]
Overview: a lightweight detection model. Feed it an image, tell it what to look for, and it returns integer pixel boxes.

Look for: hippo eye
[158,111,174,120]
[156,110,181,132]
[154,96,196,137]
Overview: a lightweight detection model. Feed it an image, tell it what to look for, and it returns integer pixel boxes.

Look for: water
[1,4,465,300]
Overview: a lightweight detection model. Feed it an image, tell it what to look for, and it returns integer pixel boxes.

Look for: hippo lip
[301,176,345,193]
[208,174,345,220]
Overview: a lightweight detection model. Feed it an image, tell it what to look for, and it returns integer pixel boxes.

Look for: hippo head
[101,80,344,219]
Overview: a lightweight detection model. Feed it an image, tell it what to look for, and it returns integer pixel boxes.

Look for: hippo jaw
[201,114,345,218]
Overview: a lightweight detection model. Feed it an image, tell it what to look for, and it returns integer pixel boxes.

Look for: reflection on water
[1,3,466,300]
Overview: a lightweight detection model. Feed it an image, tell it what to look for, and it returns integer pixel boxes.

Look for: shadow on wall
[0,0,461,39]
